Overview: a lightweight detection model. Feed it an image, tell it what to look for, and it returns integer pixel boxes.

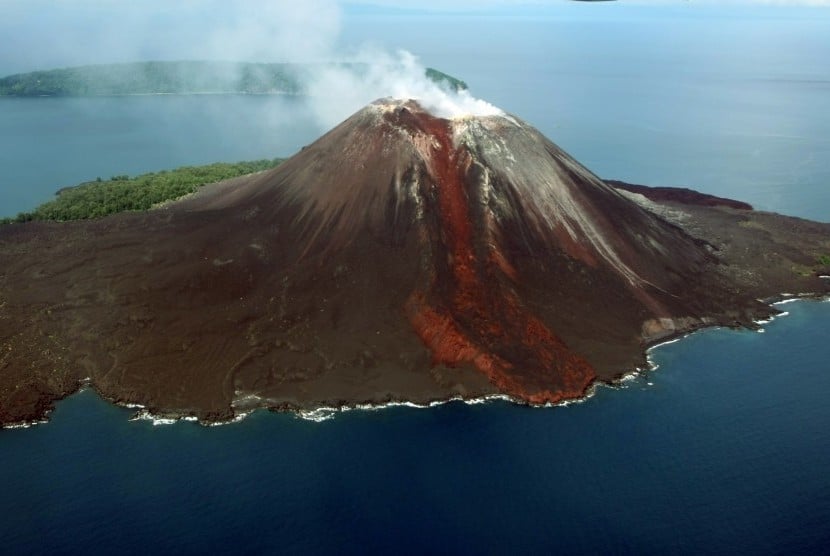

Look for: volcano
[1,98,829,425]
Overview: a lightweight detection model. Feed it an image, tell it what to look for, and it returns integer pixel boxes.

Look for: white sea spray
[296,394,514,423]
[129,409,198,427]
[2,418,50,430]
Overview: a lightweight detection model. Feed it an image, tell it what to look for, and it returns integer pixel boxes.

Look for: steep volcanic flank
[1,98,829,425]
[183,99,717,402]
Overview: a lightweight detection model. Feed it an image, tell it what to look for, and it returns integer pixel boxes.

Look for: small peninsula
[2,159,283,224]
[1,98,828,427]
[0,61,467,97]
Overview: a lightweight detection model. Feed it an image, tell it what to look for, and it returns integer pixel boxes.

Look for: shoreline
[5,293,827,431]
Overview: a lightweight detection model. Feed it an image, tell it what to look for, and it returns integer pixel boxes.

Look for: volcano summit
[1,99,829,425]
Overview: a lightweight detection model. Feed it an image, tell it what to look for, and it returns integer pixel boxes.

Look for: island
[1,98,828,427]
[0,61,467,97]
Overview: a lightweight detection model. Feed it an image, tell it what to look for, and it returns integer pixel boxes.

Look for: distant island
[0,61,467,97]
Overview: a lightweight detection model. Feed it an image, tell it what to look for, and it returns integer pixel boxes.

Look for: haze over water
[2,5,829,222]
[2,4,830,554]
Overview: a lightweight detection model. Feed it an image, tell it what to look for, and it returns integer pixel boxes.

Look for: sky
[347,0,830,8]
[1,0,828,74]
[1,0,827,127]
[1,0,828,216]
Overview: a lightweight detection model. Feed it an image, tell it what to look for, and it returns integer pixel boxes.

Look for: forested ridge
[0,61,467,96]
[2,159,282,223]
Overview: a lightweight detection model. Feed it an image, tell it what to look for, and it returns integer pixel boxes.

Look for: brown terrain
[1,98,829,426]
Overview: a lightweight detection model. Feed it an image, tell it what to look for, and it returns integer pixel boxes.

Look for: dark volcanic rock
[1,98,829,426]
[607,180,754,211]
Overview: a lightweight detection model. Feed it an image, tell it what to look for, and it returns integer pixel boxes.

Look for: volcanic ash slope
[1,98,828,424]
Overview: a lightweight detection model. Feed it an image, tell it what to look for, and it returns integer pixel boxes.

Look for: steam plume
[306,50,502,128]
[0,0,503,130]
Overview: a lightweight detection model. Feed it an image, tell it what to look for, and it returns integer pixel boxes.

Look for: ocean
[2,301,829,554]
[2,6,830,555]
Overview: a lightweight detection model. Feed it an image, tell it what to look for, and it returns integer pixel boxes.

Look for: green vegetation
[818,254,830,266]
[0,61,467,97]
[1,159,282,224]
[0,62,301,96]
[424,67,468,92]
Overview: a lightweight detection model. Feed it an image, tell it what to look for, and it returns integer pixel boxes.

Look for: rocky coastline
[2,99,829,428]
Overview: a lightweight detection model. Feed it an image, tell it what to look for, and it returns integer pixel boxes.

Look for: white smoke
[305,49,502,128]
[0,0,503,129]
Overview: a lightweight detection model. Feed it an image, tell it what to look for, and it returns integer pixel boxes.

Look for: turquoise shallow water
[2,300,829,554]
[2,8,830,554]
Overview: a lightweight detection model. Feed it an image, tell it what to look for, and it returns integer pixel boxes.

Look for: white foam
[129,409,199,426]
[754,309,790,329]
[640,325,731,374]
[545,374,662,408]
[205,411,253,427]
[548,385,598,407]
[295,393,515,422]
[619,373,639,383]
[646,336,684,351]
[297,408,337,422]
[126,406,257,427]
[2,418,50,430]
[463,394,513,405]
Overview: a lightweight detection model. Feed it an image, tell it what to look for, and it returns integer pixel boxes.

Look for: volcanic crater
[1,98,829,425]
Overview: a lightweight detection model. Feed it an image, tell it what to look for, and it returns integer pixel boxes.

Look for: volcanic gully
[1,98,828,425]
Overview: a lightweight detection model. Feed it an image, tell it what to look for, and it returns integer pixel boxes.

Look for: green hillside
[2,159,283,224]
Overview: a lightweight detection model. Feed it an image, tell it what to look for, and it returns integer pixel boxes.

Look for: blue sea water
[2,6,830,555]
[0,95,321,215]
[3,8,830,222]
[2,301,829,554]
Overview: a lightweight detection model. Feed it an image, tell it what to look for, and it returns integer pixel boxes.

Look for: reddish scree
[405,113,596,403]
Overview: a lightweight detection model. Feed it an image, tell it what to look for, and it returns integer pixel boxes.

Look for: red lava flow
[405,112,596,403]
